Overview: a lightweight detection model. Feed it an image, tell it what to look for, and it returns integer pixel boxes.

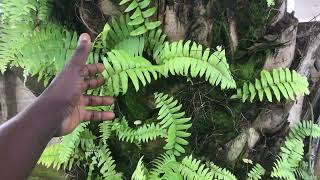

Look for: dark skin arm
[0,33,115,179]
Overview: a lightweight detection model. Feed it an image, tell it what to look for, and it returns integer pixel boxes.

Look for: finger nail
[79,33,90,44]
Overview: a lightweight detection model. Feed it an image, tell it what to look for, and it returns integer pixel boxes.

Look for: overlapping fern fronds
[232,68,309,102]
[156,41,236,89]
[155,92,192,156]
[0,0,55,73]
[102,50,162,96]
[16,24,78,84]
[119,0,161,36]
[149,154,177,179]
[271,121,320,179]
[145,28,167,57]
[94,15,145,57]
[38,122,89,170]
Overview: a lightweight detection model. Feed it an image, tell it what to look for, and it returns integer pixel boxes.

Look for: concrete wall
[0,70,36,123]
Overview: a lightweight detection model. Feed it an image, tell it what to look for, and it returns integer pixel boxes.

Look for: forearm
[0,95,67,179]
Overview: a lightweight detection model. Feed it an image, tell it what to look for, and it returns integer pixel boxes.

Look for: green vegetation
[1,0,317,179]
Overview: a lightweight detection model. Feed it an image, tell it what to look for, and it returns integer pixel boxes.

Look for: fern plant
[231,68,309,102]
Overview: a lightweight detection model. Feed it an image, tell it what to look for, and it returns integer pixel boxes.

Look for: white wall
[295,0,320,22]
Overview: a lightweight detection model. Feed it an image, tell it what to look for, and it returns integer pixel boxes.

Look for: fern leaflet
[112,117,166,143]
[156,41,236,89]
[271,121,320,179]
[103,50,162,96]
[155,93,192,156]
[232,68,309,102]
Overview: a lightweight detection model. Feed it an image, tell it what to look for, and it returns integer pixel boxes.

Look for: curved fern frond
[119,0,161,36]
[246,163,265,180]
[207,162,237,180]
[149,154,177,179]
[103,50,162,96]
[271,121,320,179]
[157,41,236,89]
[112,117,166,143]
[132,157,148,180]
[155,93,192,156]
[232,68,309,102]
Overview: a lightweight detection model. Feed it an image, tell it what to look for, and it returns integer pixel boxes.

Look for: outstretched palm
[43,33,115,136]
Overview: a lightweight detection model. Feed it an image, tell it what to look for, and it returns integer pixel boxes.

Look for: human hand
[41,33,115,136]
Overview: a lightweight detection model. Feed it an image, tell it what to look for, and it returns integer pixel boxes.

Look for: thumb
[69,33,92,66]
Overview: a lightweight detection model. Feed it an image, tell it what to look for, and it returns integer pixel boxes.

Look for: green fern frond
[38,144,66,170]
[132,157,148,180]
[59,122,89,163]
[94,15,145,57]
[112,118,136,142]
[103,50,162,96]
[119,0,161,36]
[36,0,53,22]
[154,92,192,156]
[112,117,166,143]
[207,162,237,180]
[232,68,309,102]
[145,29,167,57]
[38,123,89,171]
[149,154,177,179]
[0,0,36,26]
[0,0,55,73]
[246,163,265,180]
[93,144,122,180]
[156,41,236,89]
[99,121,113,144]
[135,123,167,142]
[38,108,90,172]
[179,155,215,180]
[271,121,320,179]
[287,120,320,140]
